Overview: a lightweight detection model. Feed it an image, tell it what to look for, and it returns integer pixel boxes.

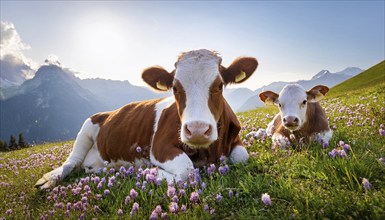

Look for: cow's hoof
[35,172,58,189]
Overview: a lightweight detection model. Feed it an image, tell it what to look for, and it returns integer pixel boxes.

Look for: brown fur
[91,99,162,162]
[271,102,329,141]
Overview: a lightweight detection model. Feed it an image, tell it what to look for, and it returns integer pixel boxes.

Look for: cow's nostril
[204,125,212,137]
[185,124,192,137]
[283,118,287,122]
[294,118,299,123]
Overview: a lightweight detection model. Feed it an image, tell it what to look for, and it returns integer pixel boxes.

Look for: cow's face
[259,84,329,131]
[142,49,258,148]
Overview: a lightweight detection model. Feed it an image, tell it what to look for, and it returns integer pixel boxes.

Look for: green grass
[1,64,385,219]
[328,60,385,97]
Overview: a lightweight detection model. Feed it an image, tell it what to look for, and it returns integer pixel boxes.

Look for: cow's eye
[278,103,282,107]
[302,100,307,105]
[173,86,178,93]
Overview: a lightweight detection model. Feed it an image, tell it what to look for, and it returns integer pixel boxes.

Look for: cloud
[0,21,37,86]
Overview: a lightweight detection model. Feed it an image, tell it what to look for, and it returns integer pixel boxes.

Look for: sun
[69,11,133,79]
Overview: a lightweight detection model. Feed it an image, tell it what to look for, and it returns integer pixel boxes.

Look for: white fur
[83,145,104,173]
[36,118,100,189]
[153,97,175,135]
[278,84,308,131]
[150,151,194,182]
[175,50,221,146]
[229,145,249,164]
[266,114,278,136]
[311,129,333,144]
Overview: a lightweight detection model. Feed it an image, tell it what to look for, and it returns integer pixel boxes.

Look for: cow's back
[91,99,162,162]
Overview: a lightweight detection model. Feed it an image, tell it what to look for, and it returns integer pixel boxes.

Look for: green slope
[328,60,385,97]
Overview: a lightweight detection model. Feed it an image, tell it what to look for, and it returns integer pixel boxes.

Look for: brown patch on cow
[208,76,224,121]
[152,98,242,166]
[93,99,162,162]
[172,79,186,118]
[151,102,184,163]
[208,99,242,162]
[273,102,330,141]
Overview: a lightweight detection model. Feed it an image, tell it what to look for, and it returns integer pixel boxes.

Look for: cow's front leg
[150,147,194,182]
[229,145,249,164]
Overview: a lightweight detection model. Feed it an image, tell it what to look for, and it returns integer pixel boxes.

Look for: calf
[35,49,258,189]
[258,84,332,147]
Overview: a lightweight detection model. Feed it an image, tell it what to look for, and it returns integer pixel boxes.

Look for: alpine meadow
[0,61,384,219]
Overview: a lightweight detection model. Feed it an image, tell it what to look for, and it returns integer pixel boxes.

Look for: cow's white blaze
[278,84,308,130]
[175,50,221,147]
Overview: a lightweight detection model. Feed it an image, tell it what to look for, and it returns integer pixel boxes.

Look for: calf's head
[259,84,329,131]
[142,49,258,148]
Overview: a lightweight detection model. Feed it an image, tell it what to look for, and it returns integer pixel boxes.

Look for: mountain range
[0,64,363,143]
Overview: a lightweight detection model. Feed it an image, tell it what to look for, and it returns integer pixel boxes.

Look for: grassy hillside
[328,60,385,97]
[1,68,384,219]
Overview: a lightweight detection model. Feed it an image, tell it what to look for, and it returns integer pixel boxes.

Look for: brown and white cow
[257,84,332,147]
[35,49,258,189]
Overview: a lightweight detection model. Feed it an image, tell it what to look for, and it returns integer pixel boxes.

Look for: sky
[1,1,384,90]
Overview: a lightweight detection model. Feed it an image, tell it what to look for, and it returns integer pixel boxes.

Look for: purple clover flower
[261,193,272,206]
[362,178,372,190]
[161,212,168,219]
[201,182,206,190]
[117,209,123,217]
[169,202,178,214]
[181,204,187,212]
[339,149,347,157]
[132,202,139,213]
[343,144,351,152]
[203,204,209,212]
[219,155,226,164]
[124,196,130,205]
[328,149,338,158]
[104,189,110,196]
[167,186,176,198]
[130,189,138,200]
[219,165,229,175]
[179,189,186,197]
[149,211,158,220]
[109,168,115,174]
[216,193,223,202]
[171,195,178,203]
[6,209,12,216]
[136,146,142,153]
[207,164,216,175]
[190,191,199,204]
[119,166,126,173]
[229,190,234,198]
[93,176,100,184]
[155,205,162,214]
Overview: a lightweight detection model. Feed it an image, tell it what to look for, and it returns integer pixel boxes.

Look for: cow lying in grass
[36,49,258,189]
[251,84,332,148]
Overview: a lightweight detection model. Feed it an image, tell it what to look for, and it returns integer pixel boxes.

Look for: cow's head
[259,84,329,131]
[142,49,258,148]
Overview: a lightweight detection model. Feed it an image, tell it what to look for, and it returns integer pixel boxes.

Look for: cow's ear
[142,66,174,91]
[220,57,258,85]
[307,85,329,102]
[259,91,279,106]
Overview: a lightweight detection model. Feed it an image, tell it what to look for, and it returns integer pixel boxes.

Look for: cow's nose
[283,116,299,128]
[185,121,212,144]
